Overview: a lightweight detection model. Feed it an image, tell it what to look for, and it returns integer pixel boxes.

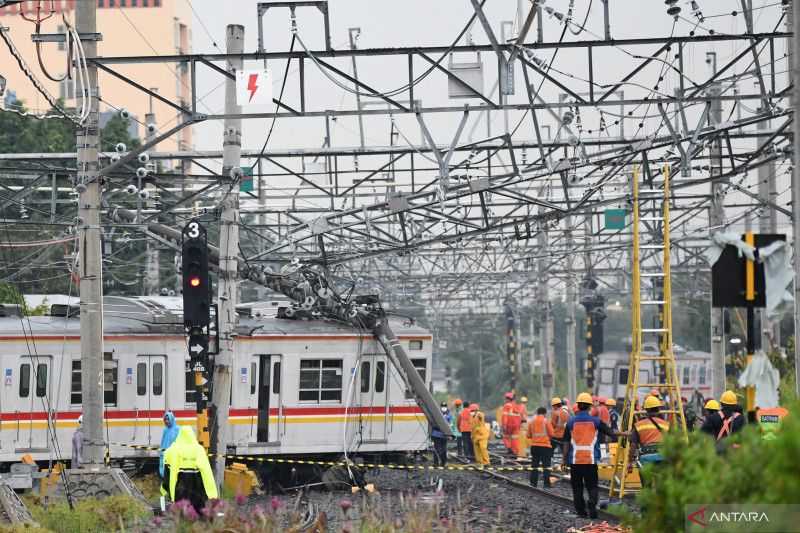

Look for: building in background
[0,0,192,156]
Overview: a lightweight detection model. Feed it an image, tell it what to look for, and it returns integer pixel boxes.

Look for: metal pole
[144,97,159,296]
[565,214,577,402]
[76,0,105,467]
[210,24,244,485]
[707,53,727,400]
[348,28,365,149]
[601,0,611,40]
[791,0,800,398]
[757,111,777,350]
[538,226,553,401]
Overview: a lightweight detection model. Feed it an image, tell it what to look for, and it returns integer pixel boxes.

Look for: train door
[358,355,388,443]
[135,355,167,445]
[20,357,51,451]
[255,354,281,443]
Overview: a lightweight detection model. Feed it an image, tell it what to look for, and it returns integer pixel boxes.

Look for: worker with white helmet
[71,414,83,468]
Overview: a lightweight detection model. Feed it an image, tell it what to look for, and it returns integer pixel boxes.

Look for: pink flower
[152,516,162,527]
[340,498,353,514]
[270,496,282,512]
[235,493,247,506]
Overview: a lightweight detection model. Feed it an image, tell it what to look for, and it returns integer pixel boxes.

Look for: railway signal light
[182,220,210,328]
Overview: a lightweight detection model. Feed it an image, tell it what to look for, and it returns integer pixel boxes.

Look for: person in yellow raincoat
[471,408,491,466]
[162,426,218,512]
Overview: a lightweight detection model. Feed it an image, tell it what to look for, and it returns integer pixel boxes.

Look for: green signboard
[604,208,627,230]
[240,166,254,193]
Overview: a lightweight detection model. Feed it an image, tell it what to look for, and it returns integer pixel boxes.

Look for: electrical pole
[210,24,243,484]
[791,0,800,398]
[707,53,727,400]
[144,93,159,296]
[565,214,577,402]
[348,28,365,149]
[76,0,105,467]
[538,226,553,402]
[757,106,778,350]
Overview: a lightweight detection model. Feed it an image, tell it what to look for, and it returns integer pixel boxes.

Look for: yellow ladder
[608,163,688,499]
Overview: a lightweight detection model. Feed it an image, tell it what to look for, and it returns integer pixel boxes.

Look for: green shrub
[620,402,800,533]
[28,494,149,533]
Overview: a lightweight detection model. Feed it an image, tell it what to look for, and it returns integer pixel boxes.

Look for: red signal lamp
[189,276,201,288]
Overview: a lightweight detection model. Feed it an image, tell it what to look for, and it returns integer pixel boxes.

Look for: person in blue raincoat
[159,411,180,477]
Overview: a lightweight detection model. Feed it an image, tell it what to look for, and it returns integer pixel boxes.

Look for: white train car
[595,343,713,401]
[0,296,431,464]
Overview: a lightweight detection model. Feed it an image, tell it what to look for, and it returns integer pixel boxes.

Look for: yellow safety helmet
[551,397,562,406]
[576,392,593,405]
[643,395,663,410]
[520,396,528,403]
[720,390,738,406]
[605,398,616,407]
[704,399,721,411]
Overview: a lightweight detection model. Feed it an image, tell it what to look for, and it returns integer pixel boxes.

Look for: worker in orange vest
[501,392,515,451]
[527,406,555,487]
[549,397,570,451]
[560,392,619,519]
[508,396,527,455]
[458,402,476,459]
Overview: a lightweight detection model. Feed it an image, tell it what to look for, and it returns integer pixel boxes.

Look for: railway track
[455,451,621,523]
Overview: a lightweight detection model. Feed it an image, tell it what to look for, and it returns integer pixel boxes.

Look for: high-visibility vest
[717,412,741,441]
[569,420,598,464]
[598,405,610,425]
[757,407,789,441]
[634,417,668,446]
[502,402,515,430]
[551,409,568,439]
[458,409,473,432]
[527,415,552,448]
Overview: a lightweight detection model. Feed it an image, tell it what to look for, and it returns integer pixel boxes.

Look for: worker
[71,415,83,468]
[606,398,620,432]
[471,407,490,466]
[162,426,218,513]
[550,397,570,451]
[596,397,611,447]
[501,392,515,452]
[432,403,451,467]
[630,395,669,485]
[700,390,745,445]
[458,401,475,459]
[756,406,789,441]
[560,392,619,519]
[527,407,555,488]
[513,396,529,457]
[700,399,721,432]
[590,396,599,417]
[507,395,525,455]
[451,399,463,456]
[160,411,180,478]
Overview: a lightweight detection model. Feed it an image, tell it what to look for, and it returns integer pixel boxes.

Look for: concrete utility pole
[707,53,727,400]
[791,0,800,398]
[210,24,244,484]
[143,94,159,295]
[538,227,554,402]
[76,0,105,467]
[565,214,577,402]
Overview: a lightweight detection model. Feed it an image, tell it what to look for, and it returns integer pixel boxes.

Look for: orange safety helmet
[454,398,463,406]
[504,392,514,400]
[598,396,607,404]
[470,403,479,411]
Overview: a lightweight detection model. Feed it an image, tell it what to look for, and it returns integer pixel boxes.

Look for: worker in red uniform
[596,397,611,449]
[509,395,527,455]
[458,401,475,459]
[527,407,554,487]
[560,392,620,519]
[501,392,515,451]
[590,396,599,417]
[630,395,669,486]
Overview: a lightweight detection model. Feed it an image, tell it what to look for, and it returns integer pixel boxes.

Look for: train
[0,296,432,466]
[594,342,713,401]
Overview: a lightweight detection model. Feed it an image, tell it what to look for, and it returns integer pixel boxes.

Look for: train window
[409,340,423,350]
[682,366,690,385]
[618,368,629,385]
[104,354,117,406]
[153,362,163,396]
[699,365,707,385]
[360,362,370,393]
[406,359,427,399]
[600,368,614,384]
[137,363,147,396]
[35,364,47,398]
[272,362,281,394]
[71,360,82,404]
[19,363,30,398]
[375,361,385,393]
[250,362,257,395]
[299,359,342,402]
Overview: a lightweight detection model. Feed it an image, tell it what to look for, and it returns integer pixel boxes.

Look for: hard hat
[576,392,593,404]
[650,388,661,398]
[592,395,598,402]
[551,397,562,406]
[454,398,463,406]
[704,399,721,411]
[520,396,528,403]
[643,395,663,410]
[720,390,738,405]
[77,415,83,426]
[470,403,479,411]
[605,398,616,407]
[504,392,514,400]
[598,396,607,404]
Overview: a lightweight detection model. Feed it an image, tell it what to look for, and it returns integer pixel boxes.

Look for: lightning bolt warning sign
[236,69,272,106]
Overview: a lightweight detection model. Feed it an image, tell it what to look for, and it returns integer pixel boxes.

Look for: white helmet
[77,415,83,426]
